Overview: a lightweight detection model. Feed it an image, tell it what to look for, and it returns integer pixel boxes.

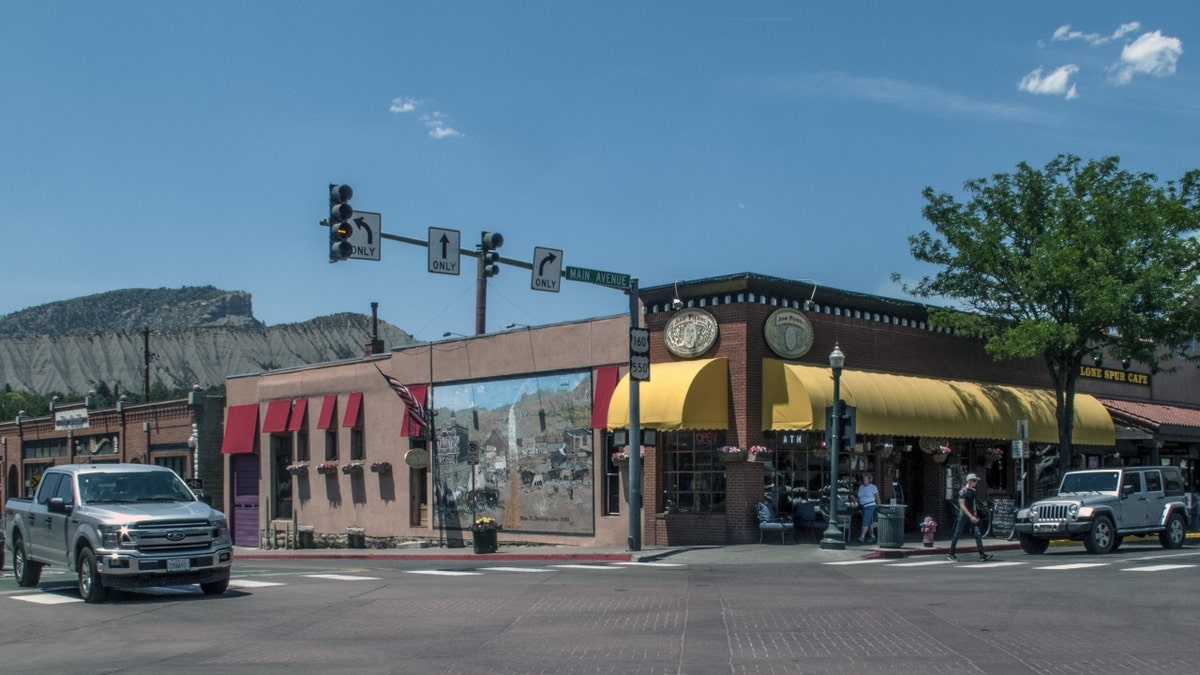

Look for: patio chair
[757,500,795,544]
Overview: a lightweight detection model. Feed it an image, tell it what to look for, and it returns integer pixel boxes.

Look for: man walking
[947,473,993,562]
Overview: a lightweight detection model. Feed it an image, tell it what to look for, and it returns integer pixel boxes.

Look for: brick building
[1,388,226,510]
[214,273,1200,549]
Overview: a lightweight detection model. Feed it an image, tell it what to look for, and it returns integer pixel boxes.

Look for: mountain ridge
[0,287,413,395]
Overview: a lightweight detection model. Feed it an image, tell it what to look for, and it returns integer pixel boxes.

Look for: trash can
[876,504,906,548]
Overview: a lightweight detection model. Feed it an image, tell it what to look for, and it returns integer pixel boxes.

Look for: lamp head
[671,298,684,310]
[829,343,845,370]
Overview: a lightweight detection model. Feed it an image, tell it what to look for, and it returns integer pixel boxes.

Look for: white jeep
[1013,466,1189,555]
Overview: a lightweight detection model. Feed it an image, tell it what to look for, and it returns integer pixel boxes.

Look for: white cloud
[1110,30,1183,85]
[389,97,419,113]
[1052,22,1140,46]
[389,97,464,139]
[422,111,463,139]
[1018,65,1080,99]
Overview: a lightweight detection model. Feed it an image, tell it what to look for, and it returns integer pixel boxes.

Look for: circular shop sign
[664,308,719,358]
[404,448,430,470]
[764,308,814,359]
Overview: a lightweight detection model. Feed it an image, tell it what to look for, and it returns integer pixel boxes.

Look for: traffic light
[329,184,354,262]
[480,231,504,277]
[824,402,857,450]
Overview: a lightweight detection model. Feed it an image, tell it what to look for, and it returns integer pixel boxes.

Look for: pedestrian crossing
[824,552,1200,574]
[4,561,686,604]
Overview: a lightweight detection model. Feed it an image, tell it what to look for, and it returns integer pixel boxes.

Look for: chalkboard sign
[991,496,1015,537]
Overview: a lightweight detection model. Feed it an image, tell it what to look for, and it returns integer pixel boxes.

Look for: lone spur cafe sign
[1078,365,1150,386]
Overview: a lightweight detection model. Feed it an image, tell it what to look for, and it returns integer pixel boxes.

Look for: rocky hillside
[0,287,414,395]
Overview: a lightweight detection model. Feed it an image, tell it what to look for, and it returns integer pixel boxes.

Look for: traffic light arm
[376,231,533,270]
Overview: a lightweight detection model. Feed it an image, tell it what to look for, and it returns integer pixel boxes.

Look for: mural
[430,370,594,535]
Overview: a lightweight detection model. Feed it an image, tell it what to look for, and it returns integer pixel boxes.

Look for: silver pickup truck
[5,463,233,602]
[1013,466,1190,555]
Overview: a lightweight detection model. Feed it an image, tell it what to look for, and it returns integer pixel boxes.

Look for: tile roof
[1098,398,1200,432]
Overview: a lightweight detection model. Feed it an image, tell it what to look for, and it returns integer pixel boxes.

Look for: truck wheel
[1083,516,1115,554]
[1159,512,1186,549]
[1019,533,1049,555]
[201,575,230,596]
[13,537,43,587]
[77,548,108,603]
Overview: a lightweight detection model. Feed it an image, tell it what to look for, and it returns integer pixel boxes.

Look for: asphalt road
[2,541,1199,674]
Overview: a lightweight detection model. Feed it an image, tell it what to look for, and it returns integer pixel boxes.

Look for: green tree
[895,154,1200,474]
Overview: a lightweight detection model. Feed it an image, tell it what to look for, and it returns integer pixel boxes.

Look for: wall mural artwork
[431,370,595,535]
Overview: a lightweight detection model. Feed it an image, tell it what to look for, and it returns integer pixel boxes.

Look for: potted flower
[370,460,391,474]
[931,446,953,464]
[342,461,364,474]
[610,448,643,465]
[316,462,338,475]
[748,445,773,462]
[286,461,309,476]
[718,446,747,462]
[469,517,501,554]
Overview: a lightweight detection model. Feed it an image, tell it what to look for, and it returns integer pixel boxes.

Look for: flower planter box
[720,451,747,463]
[317,465,338,475]
[370,463,391,474]
[288,466,309,476]
[472,529,498,554]
[342,463,364,475]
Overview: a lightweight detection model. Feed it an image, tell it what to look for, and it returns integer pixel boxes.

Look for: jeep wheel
[1083,516,1115,554]
[1019,533,1049,555]
[13,537,43,587]
[1159,512,1186,549]
[77,547,108,603]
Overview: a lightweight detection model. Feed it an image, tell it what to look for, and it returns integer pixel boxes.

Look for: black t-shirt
[958,486,977,515]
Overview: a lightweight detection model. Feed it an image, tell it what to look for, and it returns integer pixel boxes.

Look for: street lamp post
[820,343,846,550]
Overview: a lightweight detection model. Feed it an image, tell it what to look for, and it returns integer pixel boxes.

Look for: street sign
[428,227,461,275]
[565,265,631,290]
[531,247,563,292]
[630,327,650,381]
[1011,440,1030,459]
[345,211,381,261]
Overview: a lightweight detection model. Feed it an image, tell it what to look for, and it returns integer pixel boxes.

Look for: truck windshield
[1059,471,1119,494]
[78,472,194,504]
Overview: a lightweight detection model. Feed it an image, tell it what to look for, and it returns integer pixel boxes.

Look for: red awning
[287,397,308,432]
[399,384,428,437]
[262,399,292,434]
[221,404,259,454]
[590,365,619,429]
[343,391,363,428]
[317,394,337,430]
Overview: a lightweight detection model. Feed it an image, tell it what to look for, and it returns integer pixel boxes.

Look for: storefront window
[662,431,726,513]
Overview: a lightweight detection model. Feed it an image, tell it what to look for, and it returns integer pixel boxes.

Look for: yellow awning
[762,359,1114,446]
[607,358,728,430]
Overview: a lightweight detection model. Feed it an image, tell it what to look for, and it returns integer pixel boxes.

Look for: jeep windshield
[1059,471,1119,494]
[78,472,195,505]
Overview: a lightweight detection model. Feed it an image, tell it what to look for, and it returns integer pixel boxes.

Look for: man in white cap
[947,473,993,562]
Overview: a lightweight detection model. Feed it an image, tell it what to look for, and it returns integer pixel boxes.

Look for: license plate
[167,558,190,572]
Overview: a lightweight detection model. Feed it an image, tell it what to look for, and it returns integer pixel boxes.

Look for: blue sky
[3,3,1196,342]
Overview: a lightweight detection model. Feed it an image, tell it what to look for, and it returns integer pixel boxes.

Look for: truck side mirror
[47,497,72,515]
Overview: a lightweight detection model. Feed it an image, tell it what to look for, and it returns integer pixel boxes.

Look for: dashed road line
[303,573,381,581]
[1121,564,1198,572]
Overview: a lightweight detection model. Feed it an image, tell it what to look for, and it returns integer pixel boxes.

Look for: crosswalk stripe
[616,561,685,567]
[1033,563,1109,570]
[1121,564,1197,572]
[886,560,955,567]
[480,566,552,573]
[550,564,625,570]
[304,573,380,581]
[954,561,1025,568]
[823,559,889,566]
[405,570,482,576]
[229,579,285,588]
[12,594,81,605]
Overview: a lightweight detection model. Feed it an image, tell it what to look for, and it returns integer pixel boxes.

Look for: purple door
[230,454,261,547]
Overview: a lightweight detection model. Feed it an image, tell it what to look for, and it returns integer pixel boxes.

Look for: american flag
[375,365,426,432]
